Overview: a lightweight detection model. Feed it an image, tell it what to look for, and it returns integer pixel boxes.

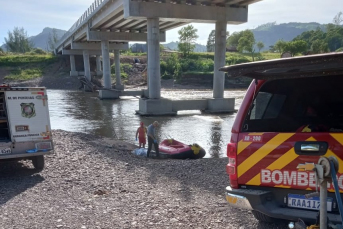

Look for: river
[47,89,247,158]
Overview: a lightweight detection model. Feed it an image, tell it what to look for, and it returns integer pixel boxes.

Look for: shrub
[0,54,57,67]
[198,58,214,72]
[179,58,214,72]
[160,61,172,79]
[5,68,43,81]
[33,48,47,55]
[225,55,250,65]
[160,54,181,80]
[111,63,131,79]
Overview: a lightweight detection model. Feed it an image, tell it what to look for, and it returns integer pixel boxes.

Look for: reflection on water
[48,89,245,158]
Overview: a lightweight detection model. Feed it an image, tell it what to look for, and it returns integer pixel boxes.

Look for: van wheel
[252,210,274,223]
[32,155,44,171]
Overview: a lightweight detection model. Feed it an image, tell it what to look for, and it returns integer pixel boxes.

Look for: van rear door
[5,88,51,143]
[237,75,343,195]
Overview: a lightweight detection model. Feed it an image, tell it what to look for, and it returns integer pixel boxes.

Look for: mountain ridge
[1,22,332,52]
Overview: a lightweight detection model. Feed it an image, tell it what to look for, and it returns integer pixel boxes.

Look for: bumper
[225,186,343,224]
[0,150,53,160]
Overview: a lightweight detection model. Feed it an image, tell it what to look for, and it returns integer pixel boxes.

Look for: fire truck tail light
[227,142,238,189]
[228,157,236,165]
[227,165,235,175]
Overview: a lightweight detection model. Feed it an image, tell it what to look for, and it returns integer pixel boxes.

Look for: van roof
[219,52,343,80]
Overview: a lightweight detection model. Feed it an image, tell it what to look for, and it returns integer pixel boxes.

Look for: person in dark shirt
[147,121,159,158]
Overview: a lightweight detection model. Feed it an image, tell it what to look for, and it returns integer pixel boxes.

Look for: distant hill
[162,41,207,52]
[0,22,333,53]
[30,27,66,50]
[1,27,66,51]
[252,22,327,51]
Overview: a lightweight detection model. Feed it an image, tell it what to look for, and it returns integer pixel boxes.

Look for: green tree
[161,54,181,80]
[237,30,255,61]
[5,27,34,53]
[326,29,343,51]
[333,11,343,25]
[206,30,215,52]
[311,39,329,54]
[47,29,59,53]
[256,41,264,52]
[274,39,288,54]
[177,25,199,56]
[207,30,229,52]
[269,45,276,52]
[227,31,243,47]
[284,40,308,56]
[160,44,165,52]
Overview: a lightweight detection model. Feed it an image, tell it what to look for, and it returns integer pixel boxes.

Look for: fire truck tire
[32,155,45,171]
[252,210,275,223]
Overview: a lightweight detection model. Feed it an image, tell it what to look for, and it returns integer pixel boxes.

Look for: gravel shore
[0,130,287,229]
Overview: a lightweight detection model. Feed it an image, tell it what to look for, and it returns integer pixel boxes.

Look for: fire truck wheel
[32,155,45,171]
[252,210,275,223]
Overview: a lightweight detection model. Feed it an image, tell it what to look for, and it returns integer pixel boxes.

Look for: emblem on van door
[20,103,36,118]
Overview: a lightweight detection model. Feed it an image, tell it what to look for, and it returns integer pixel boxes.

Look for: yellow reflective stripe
[246,136,315,186]
[325,149,343,173]
[246,148,298,185]
[238,133,294,177]
[237,140,252,155]
[330,133,343,146]
[274,185,291,188]
[238,133,264,154]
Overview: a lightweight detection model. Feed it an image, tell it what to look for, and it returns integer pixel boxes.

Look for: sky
[0,0,341,45]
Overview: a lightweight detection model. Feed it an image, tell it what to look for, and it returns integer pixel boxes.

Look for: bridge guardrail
[56,0,108,50]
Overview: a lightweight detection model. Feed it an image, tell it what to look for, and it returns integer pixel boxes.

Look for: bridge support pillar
[147,18,161,99]
[206,21,235,113]
[101,40,112,89]
[213,20,226,99]
[70,55,78,77]
[114,50,124,90]
[83,50,91,81]
[96,55,102,76]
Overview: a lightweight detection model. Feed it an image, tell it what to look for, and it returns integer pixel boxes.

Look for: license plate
[0,148,11,155]
[288,194,333,211]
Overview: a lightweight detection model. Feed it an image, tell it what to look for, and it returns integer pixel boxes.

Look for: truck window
[243,75,343,133]
[250,93,286,120]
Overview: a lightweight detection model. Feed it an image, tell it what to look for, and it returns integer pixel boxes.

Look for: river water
[47,89,247,158]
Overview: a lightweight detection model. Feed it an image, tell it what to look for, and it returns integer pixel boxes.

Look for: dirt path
[0,130,288,229]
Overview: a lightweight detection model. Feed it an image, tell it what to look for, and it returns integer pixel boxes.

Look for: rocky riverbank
[0,130,288,229]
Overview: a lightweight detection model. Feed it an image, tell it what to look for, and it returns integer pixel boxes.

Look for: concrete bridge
[56,0,262,115]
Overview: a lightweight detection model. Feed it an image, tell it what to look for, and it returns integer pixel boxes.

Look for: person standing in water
[147,121,160,158]
[136,122,147,148]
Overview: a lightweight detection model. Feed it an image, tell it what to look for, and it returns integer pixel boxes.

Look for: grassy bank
[0,54,58,81]
[0,52,281,82]
[159,51,280,80]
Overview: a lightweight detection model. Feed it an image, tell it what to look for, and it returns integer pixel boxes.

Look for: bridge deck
[56,0,261,53]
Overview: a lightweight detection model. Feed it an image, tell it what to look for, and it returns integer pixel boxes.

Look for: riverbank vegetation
[0,53,58,81]
[159,52,279,80]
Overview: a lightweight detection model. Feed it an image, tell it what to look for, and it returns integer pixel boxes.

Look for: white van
[0,85,53,170]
